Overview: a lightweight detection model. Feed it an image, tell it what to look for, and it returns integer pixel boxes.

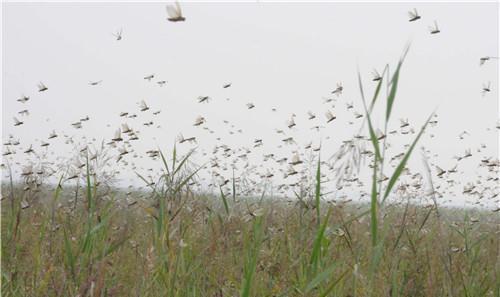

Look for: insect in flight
[112,28,123,41]
[38,82,48,92]
[17,95,29,103]
[408,8,421,22]
[167,2,186,22]
[429,21,440,34]
[482,82,491,96]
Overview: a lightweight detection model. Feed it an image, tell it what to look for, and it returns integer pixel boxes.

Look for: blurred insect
[289,153,303,165]
[37,82,48,92]
[282,137,295,145]
[458,131,469,140]
[194,116,206,126]
[13,117,23,126]
[223,83,232,88]
[112,128,123,142]
[144,74,154,81]
[285,166,298,177]
[479,56,499,66]
[178,134,196,144]
[139,100,149,111]
[118,147,129,156]
[325,110,336,123]
[287,115,296,128]
[247,103,255,109]
[310,125,324,131]
[307,111,316,120]
[89,80,102,86]
[376,129,386,140]
[48,130,58,139]
[372,69,382,81]
[408,8,421,22]
[331,82,343,96]
[21,165,33,176]
[2,148,13,156]
[112,28,123,41]
[166,2,186,22]
[17,95,29,103]
[198,96,210,103]
[482,82,491,96]
[436,166,446,177]
[24,145,34,154]
[429,21,440,34]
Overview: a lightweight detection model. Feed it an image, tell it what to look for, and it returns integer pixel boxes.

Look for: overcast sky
[2,2,498,207]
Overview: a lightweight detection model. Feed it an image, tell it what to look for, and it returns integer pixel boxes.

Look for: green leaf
[63,227,76,281]
[241,216,263,297]
[85,154,92,212]
[315,154,322,225]
[159,149,171,178]
[318,270,349,297]
[309,207,332,276]
[369,66,387,113]
[382,113,433,204]
[232,169,236,202]
[385,43,410,122]
[370,159,378,247]
[304,262,337,293]
[173,149,194,177]
[358,71,382,162]
[219,186,230,215]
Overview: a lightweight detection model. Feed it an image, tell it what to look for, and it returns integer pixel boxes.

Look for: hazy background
[2,2,498,207]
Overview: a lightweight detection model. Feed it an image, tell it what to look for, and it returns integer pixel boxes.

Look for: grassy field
[2,178,499,297]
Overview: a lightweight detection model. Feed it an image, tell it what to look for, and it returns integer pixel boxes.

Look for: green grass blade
[173,149,194,177]
[315,155,321,225]
[385,43,410,122]
[63,227,76,281]
[172,163,205,195]
[318,269,349,297]
[232,169,236,202]
[172,144,177,176]
[241,216,263,297]
[159,149,171,177]
[370,160,378,247]
[309,207,332,276]
[382,113,433,204]
[304,262,337,293]
[358,71,382,162]
[85,153,92,212]
[219,186,230,215]
[369,66,387,113]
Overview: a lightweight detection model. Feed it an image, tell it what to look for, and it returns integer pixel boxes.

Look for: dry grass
[2,183,499,296]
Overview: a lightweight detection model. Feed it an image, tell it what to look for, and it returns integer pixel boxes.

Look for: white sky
[2,2,499,207]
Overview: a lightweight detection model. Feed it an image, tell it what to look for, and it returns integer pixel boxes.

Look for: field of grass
[2,179,499,297]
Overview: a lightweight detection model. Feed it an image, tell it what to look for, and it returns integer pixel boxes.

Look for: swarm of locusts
[2,4,499,297]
